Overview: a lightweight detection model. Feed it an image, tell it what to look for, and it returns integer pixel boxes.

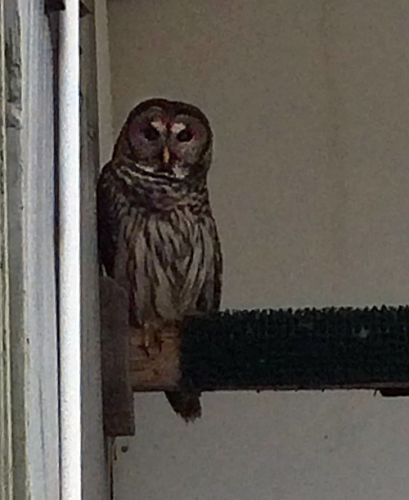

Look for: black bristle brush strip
[180,306,409,396]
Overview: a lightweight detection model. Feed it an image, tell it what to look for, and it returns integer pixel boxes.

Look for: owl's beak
[162,146,170,165]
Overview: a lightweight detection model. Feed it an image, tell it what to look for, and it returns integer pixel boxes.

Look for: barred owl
[97,98,222,421]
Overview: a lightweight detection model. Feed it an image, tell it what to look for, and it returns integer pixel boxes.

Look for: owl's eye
[142,125,160,141]
[176,129,193,142]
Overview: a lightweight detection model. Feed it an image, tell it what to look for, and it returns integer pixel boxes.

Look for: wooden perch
[100,296,409,436]
[128,306,409,392]
[129,325,181,391]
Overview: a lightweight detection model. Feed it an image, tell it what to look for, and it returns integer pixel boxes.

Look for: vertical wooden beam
[4,1,60,498]
[0,1,13,498]
[79,2,111,497]
[3,2,29,498]
[100,276,135,437]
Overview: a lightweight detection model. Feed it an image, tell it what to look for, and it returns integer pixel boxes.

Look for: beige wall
[107,1,409,499]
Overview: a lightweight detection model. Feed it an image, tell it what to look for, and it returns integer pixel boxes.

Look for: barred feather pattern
[97,147,222,421]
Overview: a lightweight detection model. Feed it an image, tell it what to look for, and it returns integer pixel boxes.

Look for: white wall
[107,1,409,499]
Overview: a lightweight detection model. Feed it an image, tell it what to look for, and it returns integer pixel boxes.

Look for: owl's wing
[211,231,223,310]
[97,162,118,277]
[196,219,222,313]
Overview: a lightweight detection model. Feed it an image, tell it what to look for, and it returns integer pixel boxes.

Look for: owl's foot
[140,320,163,357]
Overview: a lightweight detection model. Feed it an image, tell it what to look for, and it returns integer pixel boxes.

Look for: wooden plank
[100,277,135,437]
[20,1,60,498]
[4,2,29,498]
[128,307,409,392]
[79,3,111,497]
[4,1,60,498]
[129,325,181,391]
[0,0,13,498]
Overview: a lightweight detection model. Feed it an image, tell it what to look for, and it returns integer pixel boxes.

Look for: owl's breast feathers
[97,161,222,324]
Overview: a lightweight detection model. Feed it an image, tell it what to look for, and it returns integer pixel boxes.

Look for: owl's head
[114,98,213,181]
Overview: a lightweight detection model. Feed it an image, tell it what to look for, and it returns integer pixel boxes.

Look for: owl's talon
[139,321,163,357]
[140,344,150,358]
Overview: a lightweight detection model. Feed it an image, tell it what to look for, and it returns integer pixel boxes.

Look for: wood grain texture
[5,1,59,498]
[129,324,181,392]
[127,307,409,393]
[0,1,12,498]
[100,276,135,436]
[80,6,110,497]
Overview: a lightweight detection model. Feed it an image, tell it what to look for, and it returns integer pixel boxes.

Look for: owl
[97,98,222,421]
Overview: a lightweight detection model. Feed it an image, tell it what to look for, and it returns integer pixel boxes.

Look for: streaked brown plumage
[97,98,222,421]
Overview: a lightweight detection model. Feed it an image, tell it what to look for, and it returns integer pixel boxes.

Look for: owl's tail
[165,391,201,422]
